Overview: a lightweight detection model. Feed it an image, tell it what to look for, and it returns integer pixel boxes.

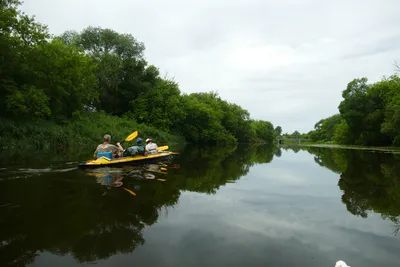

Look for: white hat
[146,138,152,142]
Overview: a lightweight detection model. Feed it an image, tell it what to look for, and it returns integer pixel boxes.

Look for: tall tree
[338,78,373,145]
[1,0,97,119]
[0,0,48,116]
[274,126,282,136]
[57,26,151,115]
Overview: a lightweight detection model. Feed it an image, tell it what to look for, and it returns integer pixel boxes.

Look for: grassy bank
[0,112,185,157]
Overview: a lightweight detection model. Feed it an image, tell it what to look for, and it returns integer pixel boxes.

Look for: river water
[0,145,399,267]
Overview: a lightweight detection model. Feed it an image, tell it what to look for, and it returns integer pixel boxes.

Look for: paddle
[154,146,180,155]
[120,131,138,145]
[157,145,169,151]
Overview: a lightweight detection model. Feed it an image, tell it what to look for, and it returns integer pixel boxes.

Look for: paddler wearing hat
[145,138,158,154]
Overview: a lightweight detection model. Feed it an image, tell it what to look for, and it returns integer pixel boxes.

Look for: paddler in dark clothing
[116,137,146,157]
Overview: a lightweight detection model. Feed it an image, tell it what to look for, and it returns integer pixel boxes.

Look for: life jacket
[97,151,112,159]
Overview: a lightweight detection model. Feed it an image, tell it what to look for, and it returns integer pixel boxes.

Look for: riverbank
[0,112,185,157]
[282,143,400,154]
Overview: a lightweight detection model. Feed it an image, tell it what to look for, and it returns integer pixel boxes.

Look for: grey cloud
[342,35,400,59]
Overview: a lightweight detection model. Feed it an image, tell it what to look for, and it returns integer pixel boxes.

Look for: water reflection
[1,144,400,266]
[0,144,278,266]
[296,146,400,235]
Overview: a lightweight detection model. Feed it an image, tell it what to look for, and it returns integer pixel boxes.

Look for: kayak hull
[77,152,173,168]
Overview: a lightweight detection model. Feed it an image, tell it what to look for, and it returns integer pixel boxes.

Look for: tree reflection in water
[0,144,278,266]
[2,144,398,266]
[295,146,400,236]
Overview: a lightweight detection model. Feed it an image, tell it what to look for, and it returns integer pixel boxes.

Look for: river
[0,145,399,267]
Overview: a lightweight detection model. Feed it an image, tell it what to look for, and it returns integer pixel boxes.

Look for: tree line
[0,0,281,144]
[308,74,400,146]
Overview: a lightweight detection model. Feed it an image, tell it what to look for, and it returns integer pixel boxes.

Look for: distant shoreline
[283,143,400,153]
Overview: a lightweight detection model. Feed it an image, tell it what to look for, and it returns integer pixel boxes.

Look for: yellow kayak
[78,152,173,168]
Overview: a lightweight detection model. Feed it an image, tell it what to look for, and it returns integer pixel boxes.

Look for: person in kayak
[117,137,146,157]
[145,138,158,154]
[94,134,123,159]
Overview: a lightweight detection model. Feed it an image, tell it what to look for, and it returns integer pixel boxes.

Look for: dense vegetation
[0,112,182,157]
[0,0,279,153]
[308,74,400,146]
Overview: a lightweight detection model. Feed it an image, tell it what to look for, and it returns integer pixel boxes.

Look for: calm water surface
[1,145,399,267]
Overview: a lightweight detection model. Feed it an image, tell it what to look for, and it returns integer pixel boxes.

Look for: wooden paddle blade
[157,145,169,151]
[157,179,166,182]
[125,131,138,142]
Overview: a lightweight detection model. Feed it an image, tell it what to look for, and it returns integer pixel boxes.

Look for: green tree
[130,78,185,130]
[251,120,276,143]
[6,85,51,118]
[333,119,352,144]
[309,114,342,142]
[26,40,98,119]
[309,74,400,146]
[274,126,282,136]
[0,0,49,117]
[220,102,255,142]
[292,130,300,138]
[57,26,153,116]
[378,75,400,145]
[338,75,400,146]
[0,1,97,120]
[77,26,144,59]
[177,93,236,144]
[338,78,374,145]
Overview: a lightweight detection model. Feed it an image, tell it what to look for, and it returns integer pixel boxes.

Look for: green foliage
[177,93,236,144]
[1,2,277,146]
[0,0,49,116]
[250,120,276,143]
[27,40,98,119]
[339,75,400,146]
[274,126,282,136]
[0,112,183,156]
[6,85,51,118]
[309,114,342,142]
[131,89,276,144]
[130,78,184,131]
[56,26,153,116]
[75,26,145,59]
[309,74,400,146]
[332,119,352,144]
[0,2,98,120]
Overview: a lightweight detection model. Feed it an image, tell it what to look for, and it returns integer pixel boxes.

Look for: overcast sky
[21,0,400,133]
